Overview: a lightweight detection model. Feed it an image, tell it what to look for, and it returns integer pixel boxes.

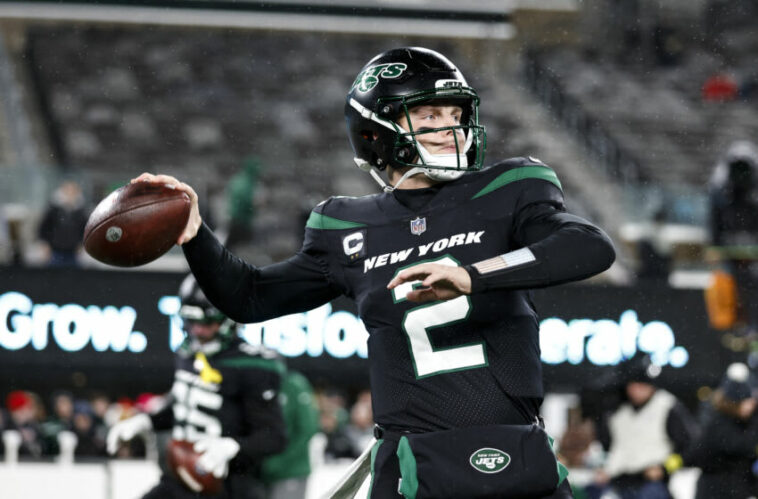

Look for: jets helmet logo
[352,63,407,93]
[470,448,511,474]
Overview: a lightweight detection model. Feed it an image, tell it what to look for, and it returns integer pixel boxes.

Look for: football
[166,439,223,495]
[83,182,191,267]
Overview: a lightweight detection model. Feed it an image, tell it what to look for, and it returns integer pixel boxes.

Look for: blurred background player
[225,156,262,253]
[106,275,287,499]
[683,362,758,499]
[260,368,320,499]
[592,355,698,499]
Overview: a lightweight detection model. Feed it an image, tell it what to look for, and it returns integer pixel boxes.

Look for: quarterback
[136,47,615,498]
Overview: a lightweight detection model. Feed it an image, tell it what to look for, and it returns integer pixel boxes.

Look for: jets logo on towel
[470,448,511,474]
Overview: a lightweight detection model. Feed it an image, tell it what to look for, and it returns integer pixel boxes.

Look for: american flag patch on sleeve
[473,247,536,274]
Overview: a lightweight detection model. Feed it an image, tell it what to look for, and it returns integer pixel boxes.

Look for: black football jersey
[184,157,613,433]
[300,158,563,431]
[151,338,287,471]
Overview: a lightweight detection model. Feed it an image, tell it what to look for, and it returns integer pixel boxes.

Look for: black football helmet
[177,274,236,354]
[345,47,486,185]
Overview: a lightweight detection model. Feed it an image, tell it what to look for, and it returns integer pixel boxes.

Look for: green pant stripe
[396,436,419,499]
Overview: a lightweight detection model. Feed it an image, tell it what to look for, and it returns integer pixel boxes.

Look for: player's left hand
[194,437,241,478]
[387,263,472,303]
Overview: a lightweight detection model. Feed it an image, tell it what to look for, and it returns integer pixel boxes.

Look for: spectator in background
[0,401,6,455]
[89,392,112,431]
[558,407,601,499]
[702,73,739,102]
[5,390,45,458]
[318,389,356,461]
[684,362,758,499]
[226,157,262,251]
[344,389,374,456]
[0,207,10,265]
[261,369,321,499]
[635,206,672,284]
[6,212,24,266]
[38,179,89,267]
[89,393,112,454]
[41,390,75,455]
[558,406,597,469]
[72,400,107,457]
[708,141,758,333]
[591,355,698,499]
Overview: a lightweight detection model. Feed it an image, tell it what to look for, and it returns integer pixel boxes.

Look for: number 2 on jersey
[391,256,487,378]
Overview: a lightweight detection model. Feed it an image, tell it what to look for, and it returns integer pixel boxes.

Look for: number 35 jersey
[302,158,571,432]
[149,338,288,471]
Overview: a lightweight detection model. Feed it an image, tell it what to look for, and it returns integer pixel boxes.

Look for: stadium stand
[528,48,758,189]
[527,0,758,193]
[519,0,758,280]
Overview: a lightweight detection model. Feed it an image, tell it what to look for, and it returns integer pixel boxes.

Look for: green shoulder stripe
[472,165,562,200]
[306,211,367,230]
[215,357,286,374]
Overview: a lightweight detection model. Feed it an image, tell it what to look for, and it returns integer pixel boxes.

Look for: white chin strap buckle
[423,167,465,182]
[416,148,468,182]
[413,132,470,182]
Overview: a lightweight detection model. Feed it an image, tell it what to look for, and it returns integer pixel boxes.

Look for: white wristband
[472,247,536,274]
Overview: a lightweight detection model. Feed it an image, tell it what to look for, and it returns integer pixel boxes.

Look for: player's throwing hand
[131,172,202,245]
[387,263,472,303]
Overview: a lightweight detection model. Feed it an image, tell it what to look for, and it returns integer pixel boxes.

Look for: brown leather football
[83,182,190,267]
[165,439,223,495]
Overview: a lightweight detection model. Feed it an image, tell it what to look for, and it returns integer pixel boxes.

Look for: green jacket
[261,370,321,482]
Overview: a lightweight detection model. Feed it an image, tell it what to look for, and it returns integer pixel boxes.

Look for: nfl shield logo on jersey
[410,217,426,236]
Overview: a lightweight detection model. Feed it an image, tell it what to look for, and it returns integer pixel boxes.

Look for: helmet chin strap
[356,158,461,192]
[354,158,425,192]
[385,166,426,192]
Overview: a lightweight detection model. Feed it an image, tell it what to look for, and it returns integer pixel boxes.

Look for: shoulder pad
[472,157,561,200]
[489,156,551,171]
[527,156,547,166]
[306,194,382,230]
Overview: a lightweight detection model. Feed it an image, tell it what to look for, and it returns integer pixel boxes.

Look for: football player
[107,275,287,499]
[134,47,615,498]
